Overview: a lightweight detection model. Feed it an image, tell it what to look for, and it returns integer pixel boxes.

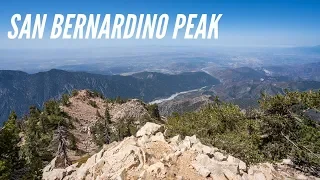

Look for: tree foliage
[61,94,71,106]
[91,109,112,146]
[167,91,320,176]
[1,90,319,178]
[21,101,73,179]
[0,112,25,180]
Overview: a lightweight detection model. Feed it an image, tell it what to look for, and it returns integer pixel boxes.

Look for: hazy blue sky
[0,0,319,49]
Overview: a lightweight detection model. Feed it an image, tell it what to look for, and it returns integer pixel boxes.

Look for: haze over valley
[1,45,320,74]
[1,45,320,124]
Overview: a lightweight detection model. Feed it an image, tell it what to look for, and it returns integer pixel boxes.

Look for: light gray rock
[42,123,318,180]
[138,170,146,179]
[214,152,227,161]
[227,156,240,164]
[296,174,308,180]
[136,122,162,137]
[223,168,240,180]
[169,135,181,145]
[254,172,267,180]
[210,168,228,180]
[239,161,247,171]
[137,135,150,146]
[241,173,250,180]
[185,135,200,145]
[282,159,293,166]
[195,154,212,166]
[147,162,166,177]
[42,157,71,180]
[227,156,247,171]
[150,132,166,142]
[65,163,78,176]
[174,150,182,157]
[202,145,215,156]
[43,169,66,180]
[191,142,204,153]
[192,163,211,177]
[179,139,191,150]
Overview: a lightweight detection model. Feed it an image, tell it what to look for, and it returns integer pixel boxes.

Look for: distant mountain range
[2,61,320,124]
[211,64,320,107]
[156,64,320,116]
[0,69,219,124]
[261,62,320,81]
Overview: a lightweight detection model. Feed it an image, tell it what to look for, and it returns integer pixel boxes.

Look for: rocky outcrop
[60,90,153,158]
[43,123,319,180]
[110,99,151,122]
[157,94,215,117]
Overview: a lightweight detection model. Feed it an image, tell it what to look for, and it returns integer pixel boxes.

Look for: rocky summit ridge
[43,122,319,180]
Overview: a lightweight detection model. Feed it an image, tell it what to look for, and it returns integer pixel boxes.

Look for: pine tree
[53,126,70,167]
[91,109,112,146]
[104,109,111,144]
[22,107,43,179]
[0,112,24,180]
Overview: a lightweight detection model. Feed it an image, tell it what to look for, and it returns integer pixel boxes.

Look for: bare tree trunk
[56,126,70,167]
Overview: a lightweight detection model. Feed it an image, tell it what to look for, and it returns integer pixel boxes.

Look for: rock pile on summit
[43,122,319,180]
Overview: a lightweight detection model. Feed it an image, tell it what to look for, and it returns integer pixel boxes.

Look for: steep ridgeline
[0,69,219,125]
[208,67,267,83]
[155,67,320,116]
[0,89,164,179]
[43,122,319,180]
[209,67,320,108]
[60,90,162,156]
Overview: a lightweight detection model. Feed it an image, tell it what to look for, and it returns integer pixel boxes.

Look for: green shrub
[61,94,70,106]
[88,100,98,108]
[167,91,320,175]
[258,91,320,174]
[166,103,263,163]
[69,133,77,150]
[75,155,90,167]
[71,90,79,97]
[88,90,104,99]
[146,104,161,120]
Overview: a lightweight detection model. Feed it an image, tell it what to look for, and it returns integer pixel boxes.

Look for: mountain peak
[60,89,154,155]
[43,122,316,180]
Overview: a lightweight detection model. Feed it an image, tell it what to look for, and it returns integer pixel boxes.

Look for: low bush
[167,91,320,176]
[88,100,98,108]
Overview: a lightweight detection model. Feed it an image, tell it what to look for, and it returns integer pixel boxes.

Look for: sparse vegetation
[112,118,139,141]
[71,90,79,97]
[91,105,162,146]
[75,155,90,168]
[88,90,104,99]
[166,91,320,176]
[106,96,128,104]
[1,89,320,178]
[91,109,112,146]
[69,133,77,151]
[61,94,71,106]
[146,104,161,120]
[88,100,98,108]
